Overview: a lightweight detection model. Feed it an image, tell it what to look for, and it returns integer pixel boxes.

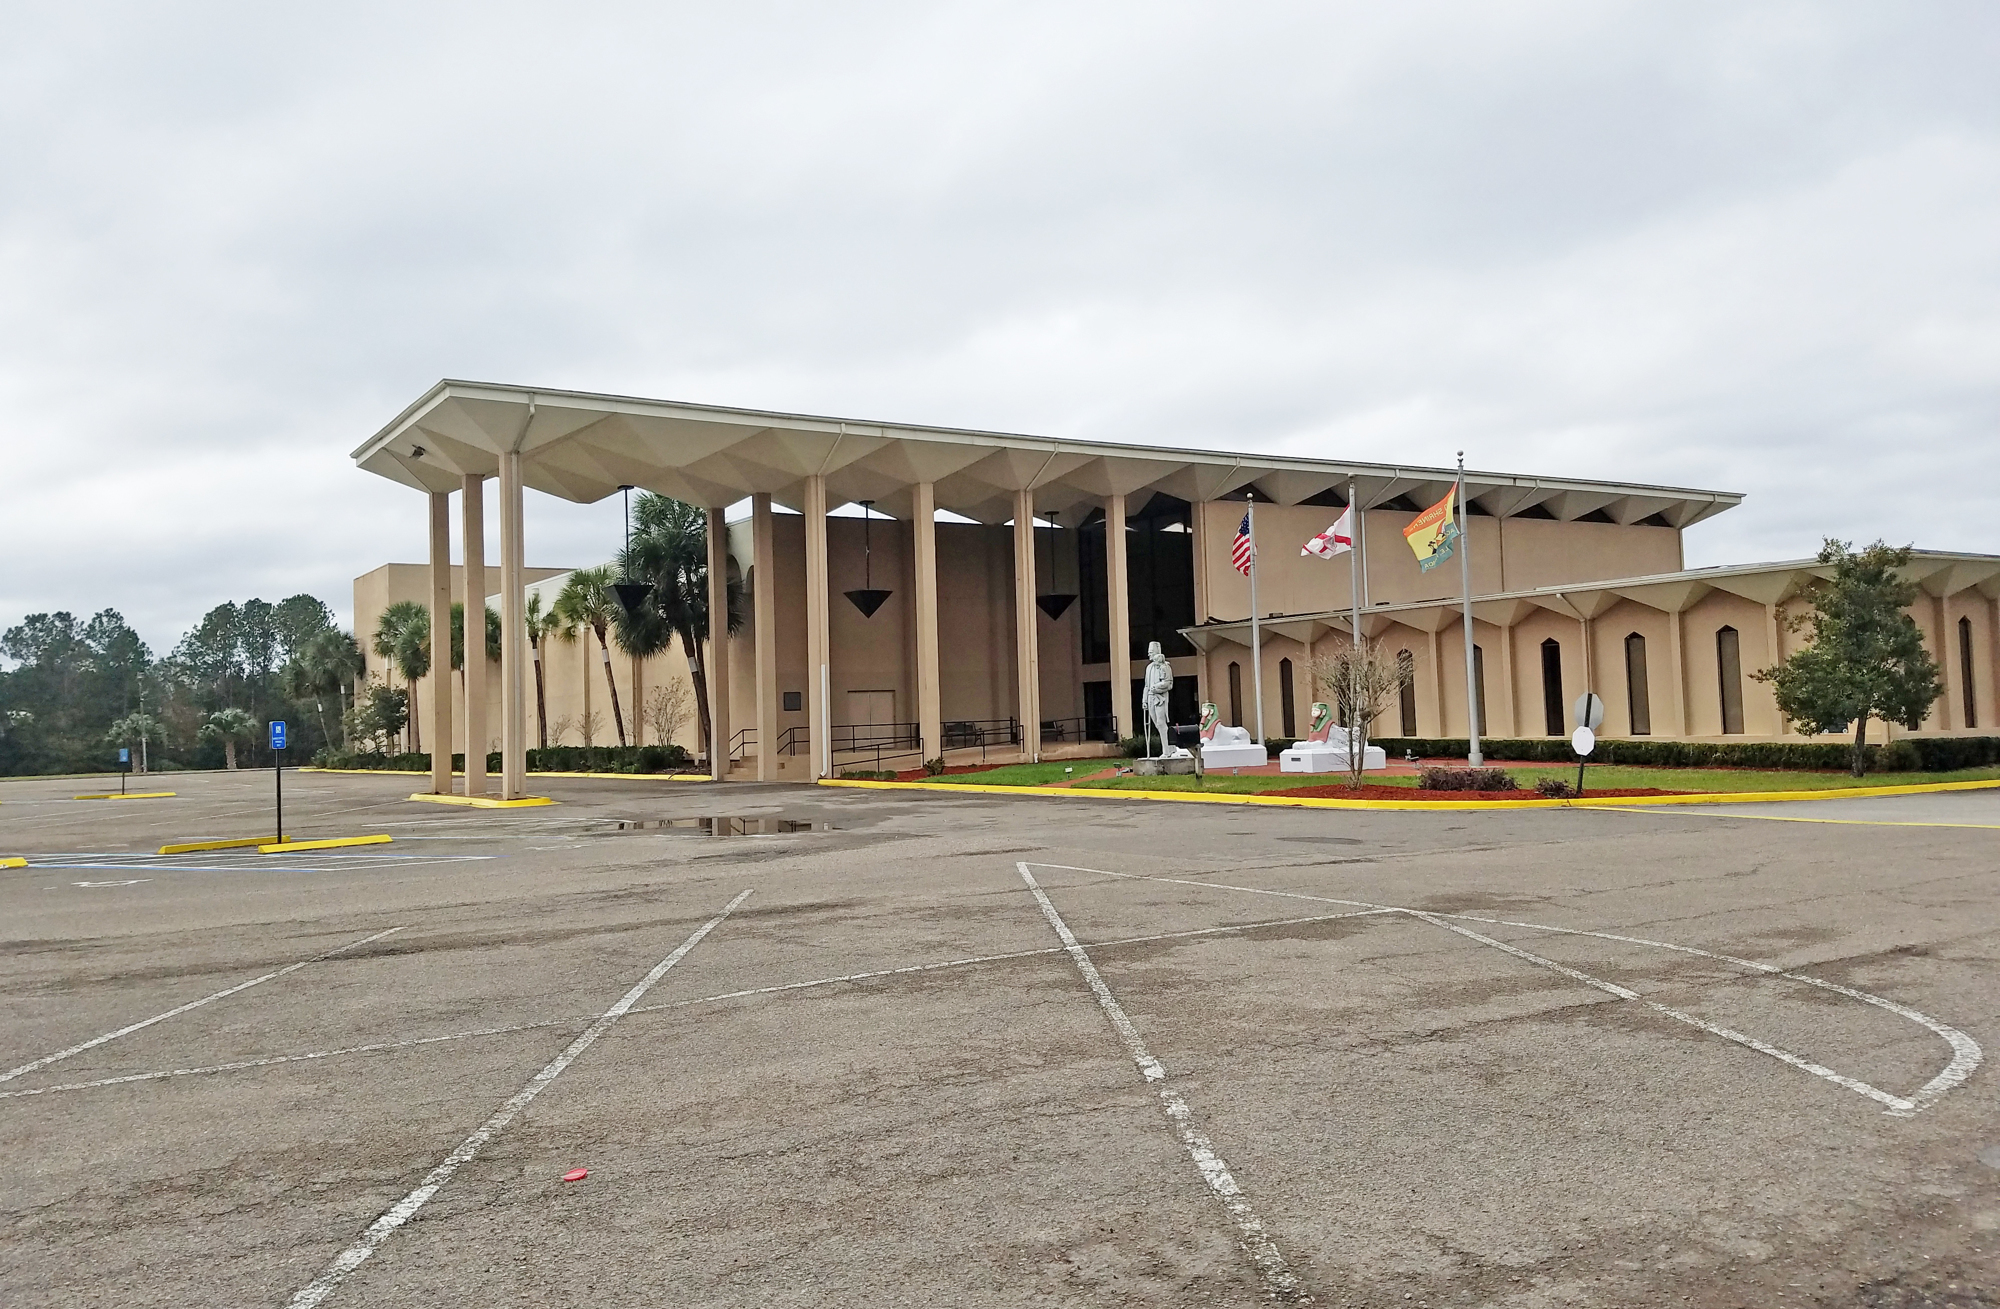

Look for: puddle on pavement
[612,816,834,836]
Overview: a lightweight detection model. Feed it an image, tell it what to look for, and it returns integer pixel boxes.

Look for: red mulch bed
[1268,784,1695,801]
[891,763,1034,781]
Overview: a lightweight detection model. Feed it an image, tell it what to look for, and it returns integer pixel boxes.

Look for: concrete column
[1106,493,1132,741]
[1765,602,1787,736]
[1013,488,1042,762]
[753,494,779,782]
[1191,500,1210,708]
[804,474,831,780]
[462,475,487,796]
[1428,630,1444,736]
[1934,594,1956,731]
[1500,625,1518,737]
[1669,609,1689,737]
[427,490,454,796]
[707,505,733,781]
[912,482,942,766]
[499,450,527,798]
[1989,596,2000,734]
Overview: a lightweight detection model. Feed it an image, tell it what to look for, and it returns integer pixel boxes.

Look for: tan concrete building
[351,381,1998,795]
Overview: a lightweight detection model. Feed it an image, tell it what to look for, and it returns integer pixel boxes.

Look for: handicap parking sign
[118,747,129,763]
[269,720,287,751]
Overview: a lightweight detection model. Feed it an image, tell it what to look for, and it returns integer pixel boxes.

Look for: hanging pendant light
[612,485,654,617]
[1035,508,1078,620]
[844,500,893,617]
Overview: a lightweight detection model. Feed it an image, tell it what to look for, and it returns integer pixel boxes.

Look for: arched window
[1961,616,1978,729]
[1398,650,1417,736]
[1625,633,1651,735]
[1279,657,1296,738]
[1540,639,1564,736]
[1227,661,1243,728]
[1716,627,1744,734]
[1471,644,1487,737]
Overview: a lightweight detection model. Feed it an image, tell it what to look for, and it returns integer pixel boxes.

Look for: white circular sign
[1571,726,1596,757]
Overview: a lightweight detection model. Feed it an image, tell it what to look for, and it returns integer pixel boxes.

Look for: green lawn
[929,761,2000,796]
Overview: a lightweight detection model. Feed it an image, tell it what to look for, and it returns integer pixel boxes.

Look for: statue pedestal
[1133,757,1198,776]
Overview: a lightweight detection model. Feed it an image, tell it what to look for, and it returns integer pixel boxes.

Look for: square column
[1668,609,1689,736]
[753,494,779,782]
[1105,493,1131,740]
[1933,594,1956,731]
[804,474,831,780]
[912,482,941,767]
[499,450,528,798]
[427,490,454,795]
[462,475,487,796]
[1013,488,1042,762]
[707,505,733,781]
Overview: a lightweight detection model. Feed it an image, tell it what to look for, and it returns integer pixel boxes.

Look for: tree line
[0,595,361,775]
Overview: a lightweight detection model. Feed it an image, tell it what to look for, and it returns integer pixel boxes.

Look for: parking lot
[2,770,1996,1307]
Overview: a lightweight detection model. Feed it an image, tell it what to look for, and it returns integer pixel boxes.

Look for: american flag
[1231,510,1254,575]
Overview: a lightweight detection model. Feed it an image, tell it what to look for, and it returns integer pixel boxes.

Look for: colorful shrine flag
[1403,486,1461,572]
[1302,504,1355,559]
[1231,510,1254,575]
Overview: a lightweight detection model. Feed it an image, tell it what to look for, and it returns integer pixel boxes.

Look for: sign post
[1571,693,1604,797]
[269,720,288,843]
[118,747,129,795]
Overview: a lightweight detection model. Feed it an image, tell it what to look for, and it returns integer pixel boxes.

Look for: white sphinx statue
[1280,702,1388,774]
[1198,702,1269,771]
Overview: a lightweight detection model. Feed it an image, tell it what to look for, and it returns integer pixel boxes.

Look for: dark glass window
[1625,633,1651,735]
[1279,657,1295,737]
[1961,617,1977,729]
[1227,661,1243,727]
[1541,639,1564,736]
[1398,651,1417,736]
[1716,627,1744,734]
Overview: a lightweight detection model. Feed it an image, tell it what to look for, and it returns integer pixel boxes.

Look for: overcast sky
[4,2,1996,655]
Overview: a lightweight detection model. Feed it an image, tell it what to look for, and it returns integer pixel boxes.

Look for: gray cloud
[3,1,1995,653]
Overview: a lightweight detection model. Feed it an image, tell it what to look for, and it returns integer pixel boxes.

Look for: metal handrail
[777,722,927,772]
[729,727,755,761]
[1040,715,1118,744]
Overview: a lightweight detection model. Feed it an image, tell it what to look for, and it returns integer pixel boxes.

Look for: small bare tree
[547,714,576,747]
[646,680,696,750]
[1311,638,1414,790]
[578,708,605,749]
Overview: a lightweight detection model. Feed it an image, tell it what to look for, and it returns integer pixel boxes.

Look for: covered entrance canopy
[354,380,1744,795]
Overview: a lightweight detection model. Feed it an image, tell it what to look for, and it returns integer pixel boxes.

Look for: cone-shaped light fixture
[844,500,893,618]
[614,486,654,616]
[1035,509,1077,620]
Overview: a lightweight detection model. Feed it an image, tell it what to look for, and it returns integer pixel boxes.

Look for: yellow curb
[158,836,280,855]
[258,835,394,853]
[0,857,26,869]
[302,768,707,782]
[407,793,557,808]
[815,776,2000,811]
[73,791,177,801]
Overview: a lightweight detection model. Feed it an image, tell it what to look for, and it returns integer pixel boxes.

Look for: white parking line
[2,909,1385,1101]
[1017,863,1305,1303]
[1045,861,1979,1118]
[0,926,403,1086]
[286,889,753,1309]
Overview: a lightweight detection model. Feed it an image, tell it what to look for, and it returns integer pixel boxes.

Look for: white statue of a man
[1141,640,1173,757]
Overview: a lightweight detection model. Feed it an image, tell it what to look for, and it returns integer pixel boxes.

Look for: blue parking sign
[270,720,287,751]
[118,748,129,763]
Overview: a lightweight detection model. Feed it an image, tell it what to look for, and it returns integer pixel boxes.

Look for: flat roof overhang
[354,379,1746,528]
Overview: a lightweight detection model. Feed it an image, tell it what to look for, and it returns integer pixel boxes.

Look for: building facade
[351,381,1997,794]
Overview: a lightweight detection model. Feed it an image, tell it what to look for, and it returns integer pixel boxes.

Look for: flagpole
[1458,451,1482,767]
[1347,479,1361,747]
[1248,492,1265,744]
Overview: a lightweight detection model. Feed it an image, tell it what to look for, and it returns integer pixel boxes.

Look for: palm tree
[525,591,569,750]
[448,602,502,691]
[289,629,364,750]
[200,707,259,769]
[554,566,627,746]
[372,600,428,753]
[618,494,744,759]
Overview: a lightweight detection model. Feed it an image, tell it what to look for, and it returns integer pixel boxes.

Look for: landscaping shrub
[1418,765,1518,791]
[839,768,898,780]
[1534,776,1575,798]
[1371,736,2000,774]
[312,744,691,773]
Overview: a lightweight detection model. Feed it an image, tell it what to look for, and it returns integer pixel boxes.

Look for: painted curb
[158,836,279,855]
[303,768,709,782]
[407,793,558,809]
[0,856,26,868]
[258,835,394,853]
[73,792,177,801]
[815,775,2000,811]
